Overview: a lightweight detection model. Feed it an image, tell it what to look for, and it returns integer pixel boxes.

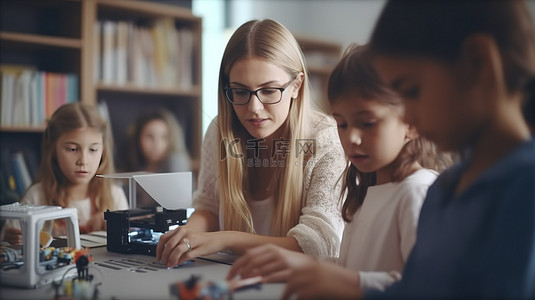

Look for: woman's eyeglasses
[224,77,296,105]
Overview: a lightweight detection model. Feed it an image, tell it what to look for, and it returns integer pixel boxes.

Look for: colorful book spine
[95,19,194,88]
[0,68,79,125]
[11,151,32,196]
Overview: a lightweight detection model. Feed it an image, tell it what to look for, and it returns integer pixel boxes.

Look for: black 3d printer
[104,207,187,256]
[101,172,192,256]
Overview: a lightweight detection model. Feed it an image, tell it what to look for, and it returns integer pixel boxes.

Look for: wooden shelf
[1,0,203,195]
[96,0,199,20]
[296,35,342,54]
[295,35,341,114]
[0,126,46,133]
[96,83,202,97]
[0,32,82,49]
[307,65,335,76]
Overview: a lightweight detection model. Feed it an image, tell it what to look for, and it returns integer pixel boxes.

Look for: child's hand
[3,228,23,245]
[281,261,363,300]
[227,244,317,283]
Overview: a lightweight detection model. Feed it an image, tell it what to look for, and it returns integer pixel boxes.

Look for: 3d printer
[104,207,187,256]
[0,203,81,288]
[101,172,192,256]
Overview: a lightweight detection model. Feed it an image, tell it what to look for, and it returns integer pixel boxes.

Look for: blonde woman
[156,19,346,267]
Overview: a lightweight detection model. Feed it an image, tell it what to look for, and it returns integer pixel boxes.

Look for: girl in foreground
[283,1,535,298]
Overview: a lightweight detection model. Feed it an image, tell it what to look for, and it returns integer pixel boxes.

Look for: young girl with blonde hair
[2,102,128,244]
[156,19,346,267]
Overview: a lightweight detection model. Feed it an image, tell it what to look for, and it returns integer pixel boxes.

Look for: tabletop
[0,246,285,300]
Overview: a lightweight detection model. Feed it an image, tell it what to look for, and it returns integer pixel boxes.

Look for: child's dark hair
[328,44,451,222]
[127,108,189,172]
[369,0,535,128]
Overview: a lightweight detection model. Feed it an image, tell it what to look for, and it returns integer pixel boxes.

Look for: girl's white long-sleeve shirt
[1,182,128,239]
[20,182,128,226]
[193,117,347,257]
[338,169,437,291]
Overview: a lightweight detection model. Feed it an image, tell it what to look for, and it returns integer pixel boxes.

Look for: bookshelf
[296,35,342,114]
[0,0,202,203]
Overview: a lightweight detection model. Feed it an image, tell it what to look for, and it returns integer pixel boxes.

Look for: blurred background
[1,0,534,204]
[194,0,535,133]
[193,0,388,134]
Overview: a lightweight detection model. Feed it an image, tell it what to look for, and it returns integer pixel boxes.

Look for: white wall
[229,0,385,49]
[194,0,385,134]
[194,0,535,134]
[192,0,228,134]
[230,0,535,49]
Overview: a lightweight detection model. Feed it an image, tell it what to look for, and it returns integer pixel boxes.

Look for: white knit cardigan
[193,117,346,257]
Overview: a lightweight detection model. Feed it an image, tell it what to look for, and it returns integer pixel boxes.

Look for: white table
[0,246,284,300]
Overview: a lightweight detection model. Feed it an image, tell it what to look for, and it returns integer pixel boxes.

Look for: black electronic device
[104,207,187,256]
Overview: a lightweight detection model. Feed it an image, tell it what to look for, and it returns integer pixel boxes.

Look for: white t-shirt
[338,169,437,292]
[249,197,274,236]
[217,197,274,236]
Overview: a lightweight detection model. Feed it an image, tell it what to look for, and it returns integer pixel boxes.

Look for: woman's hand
[155,226,227,267]
[227,244,316,283]
[3,227,23,245]
[281,261,362,300]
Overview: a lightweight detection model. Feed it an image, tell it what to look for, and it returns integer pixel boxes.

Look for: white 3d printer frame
[0,203,80,288]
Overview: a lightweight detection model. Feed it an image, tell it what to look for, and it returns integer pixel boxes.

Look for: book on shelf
[102,20,116,84]
[1,65,35,126]
[141,26,157,87]
[177,27,194,88]
[0,65,79,128]
[95,19,194,88]
[11,151,33,197]
[12,70,33,126]
[45,72,55,120]
[1,149,18,203]
[116,21,129,85]
[0,171,19,205]
[1,73,15,126]
[30,72,39,127]
[94,21,102,82]
[0,160,19,205]
[97,100,113,136]
[0,148,40,203]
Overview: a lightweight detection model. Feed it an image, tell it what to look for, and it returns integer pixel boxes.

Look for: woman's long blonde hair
[38,102,117,212]
[218,19,317,236]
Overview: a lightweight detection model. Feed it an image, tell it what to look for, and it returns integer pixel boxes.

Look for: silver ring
[185,240,192,251]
